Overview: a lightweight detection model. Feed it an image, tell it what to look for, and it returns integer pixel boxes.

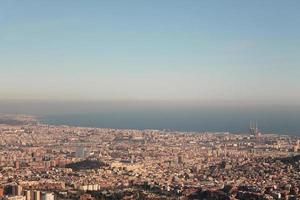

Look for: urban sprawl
[0,115,299,200]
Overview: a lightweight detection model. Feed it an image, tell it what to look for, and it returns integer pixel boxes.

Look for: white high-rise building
[75,146,85,158]
[25,190,31,200]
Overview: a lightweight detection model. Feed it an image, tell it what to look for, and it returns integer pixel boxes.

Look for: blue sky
[0,0,300,103]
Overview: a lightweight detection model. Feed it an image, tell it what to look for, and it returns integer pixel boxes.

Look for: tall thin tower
[249,121,261,138]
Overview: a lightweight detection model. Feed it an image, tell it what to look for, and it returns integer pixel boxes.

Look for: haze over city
[1,0,300,104]
[1,1,300,200]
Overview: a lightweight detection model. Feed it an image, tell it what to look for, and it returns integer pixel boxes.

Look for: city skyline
[2,2,300,199]
[1,1,300,103]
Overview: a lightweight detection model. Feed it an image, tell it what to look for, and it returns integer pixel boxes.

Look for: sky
[1,0,300,104]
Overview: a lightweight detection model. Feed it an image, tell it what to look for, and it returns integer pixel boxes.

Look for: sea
[1,100,300,135]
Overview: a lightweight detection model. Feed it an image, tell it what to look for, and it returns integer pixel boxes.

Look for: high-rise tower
[249,121,261,138]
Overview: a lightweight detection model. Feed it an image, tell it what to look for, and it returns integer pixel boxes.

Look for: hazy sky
[1,0,300,103]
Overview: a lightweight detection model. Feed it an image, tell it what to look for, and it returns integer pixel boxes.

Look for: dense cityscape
[0,115,299,200]
[2,0,300,199]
